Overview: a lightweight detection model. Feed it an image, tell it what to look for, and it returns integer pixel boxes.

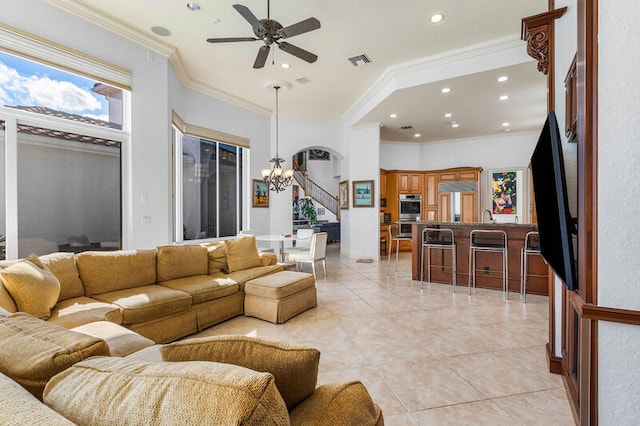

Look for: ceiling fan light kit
[206,1,321,69]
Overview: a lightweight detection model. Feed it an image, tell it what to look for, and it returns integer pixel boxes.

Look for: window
[173,124,246,242]
[0,49,129,259]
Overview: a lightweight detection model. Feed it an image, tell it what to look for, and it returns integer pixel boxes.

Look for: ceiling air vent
[348,54,371,67]
[400,125,413,130]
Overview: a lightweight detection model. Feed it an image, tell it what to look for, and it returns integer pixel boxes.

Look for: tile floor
[194,243,576,425]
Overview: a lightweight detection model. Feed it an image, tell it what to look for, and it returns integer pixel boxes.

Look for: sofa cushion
[94,284,192,324]
[289,381,383,426]
[76,250,157,297]
[204,241,228,274]
[39,252,84,301]
[159,275,238,304]
[47,296,123,329]
[161,335,320,411]
[72,321,155,357]
[0,312,109,399]
[157,245,208,282]
[0,256,60,320]
[0,372,75,425]
[209,264,284,291]
[43,357,290,425]
[0,279,17,313]
[225,236,262,272]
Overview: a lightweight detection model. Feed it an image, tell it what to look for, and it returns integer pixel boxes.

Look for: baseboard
[546,343,563,375]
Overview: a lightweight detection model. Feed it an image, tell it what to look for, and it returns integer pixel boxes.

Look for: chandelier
[261,85,294,192]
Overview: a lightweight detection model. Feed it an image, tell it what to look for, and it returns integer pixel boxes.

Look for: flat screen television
[530,111,577,291]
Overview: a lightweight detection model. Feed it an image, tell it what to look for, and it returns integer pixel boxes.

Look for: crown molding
[342,35,528,126]
[45,0,271,117]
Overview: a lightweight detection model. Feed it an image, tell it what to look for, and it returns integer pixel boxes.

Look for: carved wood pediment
[521,8,567,75]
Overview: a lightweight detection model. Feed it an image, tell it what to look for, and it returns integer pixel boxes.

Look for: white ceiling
[47,0,549,142]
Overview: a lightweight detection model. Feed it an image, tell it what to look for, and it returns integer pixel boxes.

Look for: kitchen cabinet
[460,192,477,223]
[380,170,387,198]
[439,193,450,223]
[398,173,422,194]
[381,166,481,225]
[438,168,479,182]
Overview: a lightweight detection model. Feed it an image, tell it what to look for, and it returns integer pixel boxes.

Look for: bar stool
[520,231,540,303]
[420,228,456,291]
[387,224,411,275]
[468,230,509,299]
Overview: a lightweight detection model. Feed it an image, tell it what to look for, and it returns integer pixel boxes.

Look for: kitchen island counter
[411,222,549,295]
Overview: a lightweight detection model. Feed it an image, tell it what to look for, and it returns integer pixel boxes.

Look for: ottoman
[244,271,317,323]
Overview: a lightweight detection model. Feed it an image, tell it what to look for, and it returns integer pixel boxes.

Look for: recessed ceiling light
[281,63,290,69]
[502,122,510,127]
[441,87,451,94]
[211,18,222,24]
[499,95,509,101]
[151,26,171,37]
[186,2,200,11]
[389,113,398,118]
[414,133,421,138]
[444,113,452,118]
[430,14,444,23]
[451,123,459,128]
[497,76,509,82]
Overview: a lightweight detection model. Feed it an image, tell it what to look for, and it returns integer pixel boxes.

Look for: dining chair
[287,232,328,279]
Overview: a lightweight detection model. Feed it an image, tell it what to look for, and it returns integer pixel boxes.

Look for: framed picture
[352,180,374,208]
[252,179,269,208]
[339,180,349,209]
[490,170,518,215]
[308,149,330,161]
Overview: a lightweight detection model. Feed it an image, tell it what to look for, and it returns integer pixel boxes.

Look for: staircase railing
[293,160,339,218]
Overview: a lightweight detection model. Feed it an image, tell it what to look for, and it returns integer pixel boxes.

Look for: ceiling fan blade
[253,45,271,69]
[278,41,318,63]
[233,4,267,36]
[206,37,258,43]
[278,17,321,38]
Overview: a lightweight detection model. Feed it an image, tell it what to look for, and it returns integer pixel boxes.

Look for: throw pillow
[44,357,289,425]
[289,381,383,425]
[0,255,60,320]
[160,335,320,411]
[39,252,84,301]
[156,245,208,282]
[224,236,261,273]
[0,280,17,313]
[203,242,228,274]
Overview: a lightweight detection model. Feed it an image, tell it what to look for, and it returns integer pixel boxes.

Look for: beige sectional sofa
[0,235,283,344]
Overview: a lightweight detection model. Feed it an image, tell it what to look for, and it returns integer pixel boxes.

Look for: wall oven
[398,194,422,238]
[397,221,414,238]
[399,194,422,220]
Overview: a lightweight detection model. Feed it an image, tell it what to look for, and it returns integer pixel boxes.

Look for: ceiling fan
[206,1,321,69]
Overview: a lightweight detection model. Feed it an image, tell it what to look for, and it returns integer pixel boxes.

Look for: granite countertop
[412,221,537,228]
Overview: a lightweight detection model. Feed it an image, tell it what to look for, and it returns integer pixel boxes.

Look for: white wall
[342,124,380,260]
[597,1,640,423]
[270,118,345,234]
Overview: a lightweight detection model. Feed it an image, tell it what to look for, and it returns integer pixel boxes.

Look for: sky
[0,51,110,121]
